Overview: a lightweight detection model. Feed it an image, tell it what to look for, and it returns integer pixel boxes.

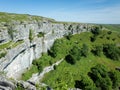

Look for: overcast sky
[0,0,120,24]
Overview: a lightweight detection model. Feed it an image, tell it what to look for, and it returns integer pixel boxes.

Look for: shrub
[21,65,38,80]
[16,83,25,90]
[68,25,73,30]
[81,44,89,57]
[29,29,34,42]
[65,32,72,40]
[37,32,45,37]
[88,64,112,90]
[53,65,57,70]
[112,38,116,41]
[106,37,110,40]
[103,44,120,61]
[65,54,76,65]
[8,30,16,40]
[107,31,112,35]
[0,52,7,59]
[48,39,62,58]
[69,46,82,61]
[49,60,53,65]
[32,60,43,72]
[91,26,101,36]
[90,36,96,42]
[91,45,103,56]
[108,71,120,89]
[75,76,96,90]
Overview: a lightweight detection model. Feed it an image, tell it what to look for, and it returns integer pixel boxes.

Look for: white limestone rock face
[0,13,94,78]
[0,27,10,43]
[4,47,35,78]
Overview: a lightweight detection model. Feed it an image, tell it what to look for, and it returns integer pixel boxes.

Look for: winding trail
[27,59,63,85]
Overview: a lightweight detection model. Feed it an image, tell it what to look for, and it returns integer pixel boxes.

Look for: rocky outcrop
[0,74,37,90]
[0,75,15,90]
[0,12,94,79]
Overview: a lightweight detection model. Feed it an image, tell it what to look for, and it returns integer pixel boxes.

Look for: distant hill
[101,24,120,32]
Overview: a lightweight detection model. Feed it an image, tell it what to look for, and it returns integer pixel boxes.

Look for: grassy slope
[102,24,120,32]
[41,30,120,89]
[0,12,55,23]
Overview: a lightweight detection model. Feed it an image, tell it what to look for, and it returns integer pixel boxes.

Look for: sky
[0,0,120,24]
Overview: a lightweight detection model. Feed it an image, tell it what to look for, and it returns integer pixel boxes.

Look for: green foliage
[65,44,89,64]
[68,25,73,30]
[48,39,65,58]
[90,26,101,42]
[103,44,120,61]
[21,53,55,80]
[0,41,12,50]
[81,44,89,57]
[88,64,113,90]
[91,45,103,56]
[16,83,25,90]
[8,30,16,40]
[69,46,81,61]
[21,65,38,80]
[29,29,34,42]
[53,65,57,70]
[108,71,120,89]
[0,40,24,50]
[37,32,45,37]
[102,24,120,32]
[64,32,72,40]
[0,52,7,58]
[90,35,96,42]
[0,12,54,23]
[11,40,24,48]
[91,26,101,36]
[75,76,96,90]
[24,29,120,89]
[65,54,76,65]
[32,60,43,72]
[107,31,112,35]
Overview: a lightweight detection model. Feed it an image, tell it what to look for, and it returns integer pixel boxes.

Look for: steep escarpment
[0,12,94,79]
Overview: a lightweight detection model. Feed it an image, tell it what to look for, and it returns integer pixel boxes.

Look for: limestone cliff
[0,12,94,79]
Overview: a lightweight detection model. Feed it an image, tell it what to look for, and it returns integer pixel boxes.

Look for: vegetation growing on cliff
[29,29,34,42]
[21,27,120,89]
[37,32,45,37]
[0,51,7,59]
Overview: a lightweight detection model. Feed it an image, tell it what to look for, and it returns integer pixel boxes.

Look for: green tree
[108,71,120,89]
[92,45,103,56]
[48,39,61,57]
[65,32,72,40]
[70,46,81,61]
[65,54,76,65]
[91,26,101,36]
[103,44,120,61]
[88,64,112,90]
[81,44,89,57]
[75,76,96,90]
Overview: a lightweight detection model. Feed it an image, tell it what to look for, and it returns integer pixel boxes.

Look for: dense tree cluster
[48,39,62,58]
[75,64,120,90]
[103,44,120,61]
[65,44,89,64]
[91,26,101,36]
[91,45,103,56]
